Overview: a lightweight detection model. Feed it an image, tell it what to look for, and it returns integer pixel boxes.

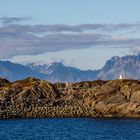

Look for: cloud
[0,17,140,59]
[77,23,140,31]
[0,17,31,25]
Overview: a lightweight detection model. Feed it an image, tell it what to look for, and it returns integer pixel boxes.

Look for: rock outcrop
[0,77,140,119]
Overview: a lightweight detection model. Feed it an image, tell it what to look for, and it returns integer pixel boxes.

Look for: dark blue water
[0,118,140,140]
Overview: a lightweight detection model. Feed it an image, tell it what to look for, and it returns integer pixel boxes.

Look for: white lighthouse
[119,74,124,80]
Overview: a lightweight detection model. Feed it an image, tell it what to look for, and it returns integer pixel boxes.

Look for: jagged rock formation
[0,77,140,119]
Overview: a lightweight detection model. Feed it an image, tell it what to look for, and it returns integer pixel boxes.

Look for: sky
[0,0,140,69]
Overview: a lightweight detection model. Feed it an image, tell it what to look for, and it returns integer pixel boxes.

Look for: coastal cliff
[0,77,140,119]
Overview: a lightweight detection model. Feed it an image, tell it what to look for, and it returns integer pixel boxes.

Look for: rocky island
[0,77,140,119]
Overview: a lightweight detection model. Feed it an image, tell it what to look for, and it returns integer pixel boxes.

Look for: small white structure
[119,74,124,80]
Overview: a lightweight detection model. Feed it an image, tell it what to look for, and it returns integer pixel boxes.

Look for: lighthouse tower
[119,74,124,80]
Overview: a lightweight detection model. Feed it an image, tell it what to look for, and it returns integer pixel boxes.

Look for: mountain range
[27,62,99,82]
[0,53,140,82]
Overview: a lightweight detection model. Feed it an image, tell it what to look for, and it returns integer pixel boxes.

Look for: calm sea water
[0,118,140,140]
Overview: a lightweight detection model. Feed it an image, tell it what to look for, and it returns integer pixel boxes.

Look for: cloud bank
[0,17,140,58]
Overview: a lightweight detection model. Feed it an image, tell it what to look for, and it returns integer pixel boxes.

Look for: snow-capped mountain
[0,53,140,82]
[27,62,98,82]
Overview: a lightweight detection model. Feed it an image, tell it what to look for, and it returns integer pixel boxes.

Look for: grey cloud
[34,24,82,33]
[1,17,140,33]
[77,23,140,32]
[0,24,82,34]
[15,23,140,33]
[32,23,140,33]
[0,17,31,25]
[0,20,140,59]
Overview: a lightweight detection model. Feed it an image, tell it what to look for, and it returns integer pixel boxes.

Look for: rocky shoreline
[0,77,140,119]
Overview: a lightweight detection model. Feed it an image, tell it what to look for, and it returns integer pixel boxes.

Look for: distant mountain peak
[97,53,140,80]
[0,53,139,82]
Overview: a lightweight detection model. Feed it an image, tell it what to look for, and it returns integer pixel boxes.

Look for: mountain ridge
[27,62,99,82]
[0,53,140,82]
